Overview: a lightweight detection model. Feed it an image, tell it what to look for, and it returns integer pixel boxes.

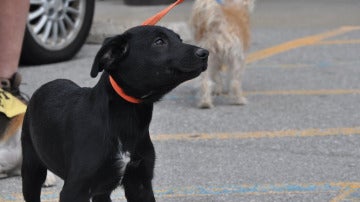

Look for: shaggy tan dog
[190,0,254,108]
[0,112,56,186]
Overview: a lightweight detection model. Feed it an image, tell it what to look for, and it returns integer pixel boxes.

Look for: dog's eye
[154,38,166,46]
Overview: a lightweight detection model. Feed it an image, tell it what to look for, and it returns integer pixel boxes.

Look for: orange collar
[109,75,142,104]
[108,0,184,104]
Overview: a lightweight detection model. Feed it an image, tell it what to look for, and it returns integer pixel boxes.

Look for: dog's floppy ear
[91,35,129,78]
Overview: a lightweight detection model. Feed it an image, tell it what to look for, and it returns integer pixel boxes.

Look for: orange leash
[109,0,185,103]
[142,0,185,25]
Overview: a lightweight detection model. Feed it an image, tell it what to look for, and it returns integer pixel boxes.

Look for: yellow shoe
[0,72,27,140]
[0,72,28,104]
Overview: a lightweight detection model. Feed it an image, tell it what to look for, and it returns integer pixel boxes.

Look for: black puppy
[21,25,208,202]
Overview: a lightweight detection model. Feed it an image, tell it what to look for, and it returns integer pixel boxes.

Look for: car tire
[20,0,95,65]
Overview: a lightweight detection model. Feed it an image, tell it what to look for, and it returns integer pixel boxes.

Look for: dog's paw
[43,171,56,187]
[231,96,248,105]
[0,173,8,179]
[0,164,11,178]
[198,101,214,109]
[11,168,21,176]
[197,92,214,108]
[0,167,20,178]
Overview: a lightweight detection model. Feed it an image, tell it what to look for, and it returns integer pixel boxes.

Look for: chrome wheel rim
[27,0,86,51]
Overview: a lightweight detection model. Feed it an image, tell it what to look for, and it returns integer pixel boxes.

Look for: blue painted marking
[349,191,360,198]
[41,192,59,200]
[2,195,17,201]
[317,61,332,68]
[0,183,359,201]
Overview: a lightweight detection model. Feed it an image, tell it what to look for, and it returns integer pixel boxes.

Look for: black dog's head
[91,25,208,103]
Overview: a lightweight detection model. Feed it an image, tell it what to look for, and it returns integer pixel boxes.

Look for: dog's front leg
[198,54,219,108]
[123,160,156,202]
[92,193,112,202]
[123,137,156,202]
[123,172,155,202]
[59,180,91,202]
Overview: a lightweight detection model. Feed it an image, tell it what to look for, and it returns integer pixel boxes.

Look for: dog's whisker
[141,91,154,99]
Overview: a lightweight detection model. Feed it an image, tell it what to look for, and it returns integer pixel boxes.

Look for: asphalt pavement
[1,0,360,201]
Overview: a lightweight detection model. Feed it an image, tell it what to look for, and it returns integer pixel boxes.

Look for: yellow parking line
[315,39,360,45]
[245,89,360,96]
[331,182,360,202]
[246,26,360,64]
[331,189,356,202]
[259,63,314,68]
[169,89,360,100]
[151,127,360,141]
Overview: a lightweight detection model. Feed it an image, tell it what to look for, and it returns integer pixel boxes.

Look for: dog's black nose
[195,48,209,59]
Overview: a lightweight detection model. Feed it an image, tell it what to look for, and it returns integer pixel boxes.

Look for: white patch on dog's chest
[117,151,131,175]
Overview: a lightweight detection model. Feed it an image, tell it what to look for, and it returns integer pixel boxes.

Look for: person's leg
[0,0,29,78]
[0,1,29,180]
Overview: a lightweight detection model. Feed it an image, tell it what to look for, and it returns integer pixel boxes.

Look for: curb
[88,21,193,44]
[87,0,195,44]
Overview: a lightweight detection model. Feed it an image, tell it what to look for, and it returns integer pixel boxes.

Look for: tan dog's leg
[198,54,220,108]
[0,132,22,178]
[212,69,224,96]
[0,130,56,186]
[227,53,247,105]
